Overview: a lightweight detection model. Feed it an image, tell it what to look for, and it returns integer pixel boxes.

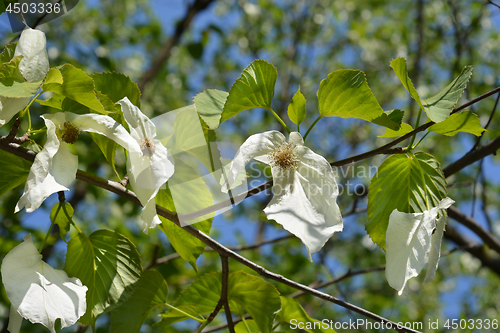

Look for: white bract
[385,197,455,295]
[1,234,87,333]
[223,131,343,260]
[117,97,175,233]
[0,28,49,126]
[15,112,139,213]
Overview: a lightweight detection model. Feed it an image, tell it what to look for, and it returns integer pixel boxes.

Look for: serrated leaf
[156,181,212,272]
[424,66,472,123]
[221,60,277,123]
[194,89,228,129]
[0,149,31,198]
[317,70,400,130]
[158,271,281,333]
[428,111,485,136]
[110,270,168,333]
[50,202,73,239]
[277,297,336,333]
[89,132,119,179]
[64,229,142,327]
[391,57,473,123]
[0,43,17,65]
[42,64,108,114]
[367,152,447,250]
[92,72,141,108]
[0,56,25,84]
[287,86,306,126]
[390,57,424,110]
[378,123,414,138]
[423,66,473,122]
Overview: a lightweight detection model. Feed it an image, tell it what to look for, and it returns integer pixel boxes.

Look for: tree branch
[221,255,235,333]
[138,0,215,91]
[447,206,500,255]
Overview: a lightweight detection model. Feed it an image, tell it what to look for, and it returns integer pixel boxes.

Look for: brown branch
[488,0,500,9]
[138,0,215,91]
[447,206,500,255]
[444,224,500,276]
[5,118,22,142]
[221,255,235,333]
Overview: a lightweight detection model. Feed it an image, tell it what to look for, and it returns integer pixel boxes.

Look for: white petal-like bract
[1,234,87,333]
[224,130,343,260]
[14,28,50,82]
[0,97,30,127]
[117,97,175,233]
[385,197,454,295]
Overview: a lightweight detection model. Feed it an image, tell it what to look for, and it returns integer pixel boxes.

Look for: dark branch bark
[447,206,500,255]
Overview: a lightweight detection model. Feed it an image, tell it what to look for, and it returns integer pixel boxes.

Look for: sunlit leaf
[317,70,400,130]
[367,152,447,250]
[92,72,141,108]
[42,64,108,114]
[428,111,485,136]
[110,270,168,333]
[64,229,142,327]
[276,297,336,333]
[221,60,277,123]
[287,86,306,126]
[378,123,413,138]
[89,132,119,179]
[390,57,424,110]
[194,89,228,129]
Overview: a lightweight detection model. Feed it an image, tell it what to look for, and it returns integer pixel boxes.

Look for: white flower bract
[1,234,87,333]
[117,97,175,233]
[223,131,343,260]
[15,112,140,213]
[385,197,455,295]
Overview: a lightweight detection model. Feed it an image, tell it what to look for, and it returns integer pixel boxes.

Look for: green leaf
[317,70,400,130]
[378,123,414,138]
[391,57,473,122]
[428,111,485,136]
[64,229,142,327]
[0,56,25,84]
[287,86,307,126]
[367,152,447,250]
[390,57,424,110]
[423,66,473,122]
[36,93,65,109]
[91,72,141,108]
[277,297,336,333]
[221,60,277,123]
[235,319,261,333]
[42,64,108,114]
[0,149,31,198]
[156,182,212,272]
[0,79,43,98]
[194,89,228,129]
[50,202,73,239]
[159,271,281,333]
[89,132,119,179]
[0,43,17,66]
[110,270,168,333]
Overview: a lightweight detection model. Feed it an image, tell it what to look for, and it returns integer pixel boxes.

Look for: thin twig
[138,0,215,91]
[5,118,22,142]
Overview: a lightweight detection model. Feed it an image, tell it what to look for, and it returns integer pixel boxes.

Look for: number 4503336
[5,2,62,14]
[444,319,498,330]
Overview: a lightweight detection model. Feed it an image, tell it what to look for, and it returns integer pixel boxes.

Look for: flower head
[223,131,343,260]
[117,97,175,233]
[15,112,139,213]
[385,197,455,295]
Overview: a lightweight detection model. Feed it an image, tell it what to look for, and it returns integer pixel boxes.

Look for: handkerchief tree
[1,2,500,332]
